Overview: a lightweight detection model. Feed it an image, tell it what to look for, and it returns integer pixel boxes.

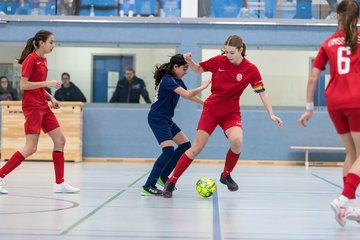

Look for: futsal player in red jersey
[299,0,360,227]
[163,35,283,198]
[0,30,80,194]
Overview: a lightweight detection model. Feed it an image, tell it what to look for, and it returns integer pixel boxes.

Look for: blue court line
[312,173,343,189]
[60,171,150,235]
[312,173,360,198]
[212,189,222,240]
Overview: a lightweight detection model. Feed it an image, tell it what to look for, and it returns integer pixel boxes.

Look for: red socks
[53,151,65,184]
[0,150,65,184]
[222,149,240,177]
[342,173,360,199]
[169,153,193,184]
[0,151,25,178]
[168,149,240,184]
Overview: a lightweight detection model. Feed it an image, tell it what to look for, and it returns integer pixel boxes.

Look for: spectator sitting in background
[54,72,86,102]
[0,76,19,101]
[110,67,152,104]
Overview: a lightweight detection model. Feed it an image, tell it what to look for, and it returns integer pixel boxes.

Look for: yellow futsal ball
[196,177,216,197]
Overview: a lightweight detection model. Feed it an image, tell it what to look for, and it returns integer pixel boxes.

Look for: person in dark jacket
[0,76,19,101]
[54,72,86,102]
[109,67,152,103]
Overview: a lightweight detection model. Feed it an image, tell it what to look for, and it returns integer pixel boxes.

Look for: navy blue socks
[144,146,174,188]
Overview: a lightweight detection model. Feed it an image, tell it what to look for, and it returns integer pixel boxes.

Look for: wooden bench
[1,101,84,162]
[290,146,346,167]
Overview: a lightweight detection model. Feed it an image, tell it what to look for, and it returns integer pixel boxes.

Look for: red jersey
[21,52,48,110]
[313,29,360,110]
[200,55,263,115]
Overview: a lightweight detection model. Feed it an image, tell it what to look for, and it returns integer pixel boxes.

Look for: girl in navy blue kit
[141,54,210,196]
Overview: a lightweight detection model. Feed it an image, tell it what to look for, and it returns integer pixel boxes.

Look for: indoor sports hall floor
[0,161,359,240]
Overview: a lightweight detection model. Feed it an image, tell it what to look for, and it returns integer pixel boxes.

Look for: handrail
[0,15,341,27]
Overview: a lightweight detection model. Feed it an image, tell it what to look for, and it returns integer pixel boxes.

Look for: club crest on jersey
[236,73,243,81]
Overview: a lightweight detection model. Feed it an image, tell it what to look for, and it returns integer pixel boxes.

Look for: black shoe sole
[163,191,173,198]
[220,178,239,192]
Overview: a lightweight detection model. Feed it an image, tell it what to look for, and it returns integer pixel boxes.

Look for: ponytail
[153,63,171,90]
[242,42,247,57]
[17,37,35,64]
[337,0,359,53]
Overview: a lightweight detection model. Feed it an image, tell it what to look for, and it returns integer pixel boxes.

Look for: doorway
[92,55,134,102]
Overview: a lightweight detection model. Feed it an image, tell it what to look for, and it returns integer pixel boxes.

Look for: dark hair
[61,72,70,79]
[17,30,53,64]
[0,76,12,91]
[223,35,246,57]
[337,0,359,53]
[0,76,8,82]
[124,67,135,74]
[153,54,187,90]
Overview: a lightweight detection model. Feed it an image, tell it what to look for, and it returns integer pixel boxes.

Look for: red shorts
[23,106,60,135]
[328,108,360,134]
[197,109,242,135]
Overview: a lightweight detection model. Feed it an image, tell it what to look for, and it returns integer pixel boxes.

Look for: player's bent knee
[230,138,243,149]
[54,137,66,148]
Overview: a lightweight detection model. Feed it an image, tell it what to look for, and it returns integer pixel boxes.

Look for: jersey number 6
[337,46,351,75]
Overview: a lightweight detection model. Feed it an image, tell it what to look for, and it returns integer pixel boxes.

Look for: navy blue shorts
[148,117,181,144]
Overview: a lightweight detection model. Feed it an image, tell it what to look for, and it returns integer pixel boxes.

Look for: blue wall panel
[82,106,343,161]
